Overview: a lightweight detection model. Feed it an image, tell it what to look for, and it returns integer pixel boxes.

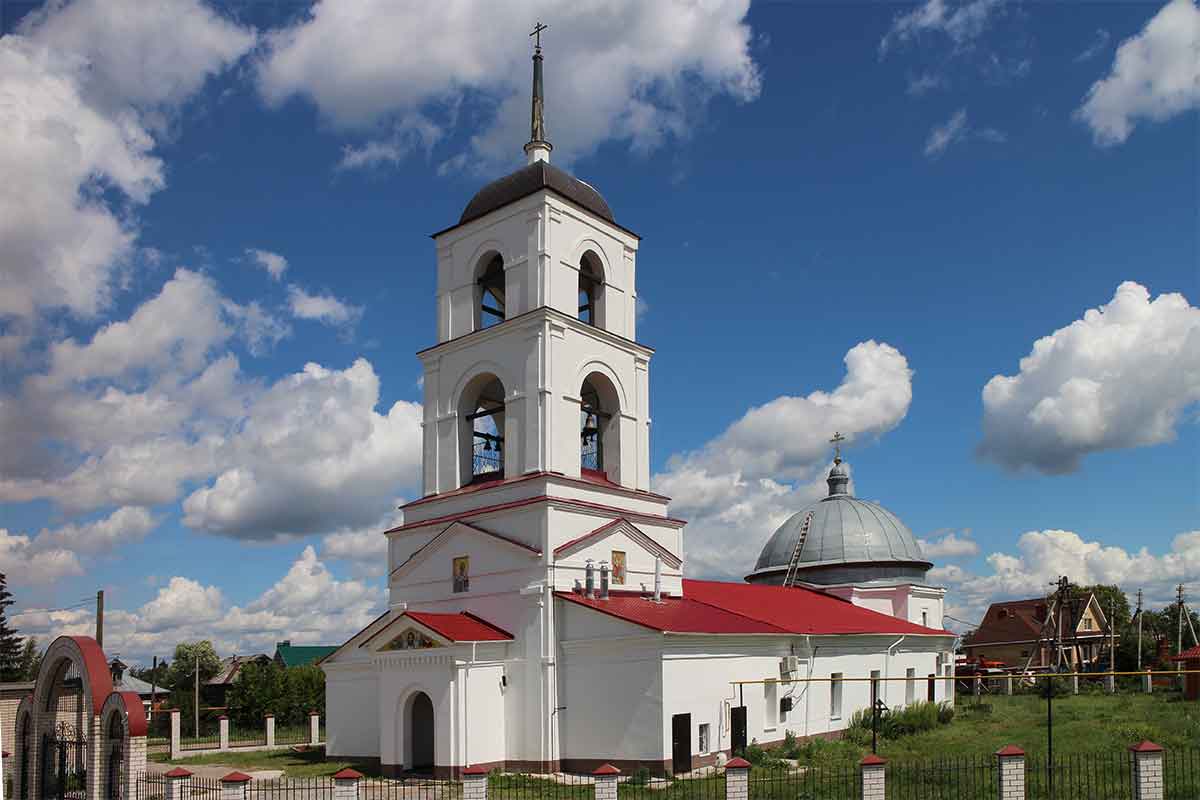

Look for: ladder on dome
[781,510,815,588]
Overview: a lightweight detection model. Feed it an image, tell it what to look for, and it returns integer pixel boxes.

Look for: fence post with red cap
[593,764,620,800]
[1131,741,1164,800]
[309,710,321,745]
[164,767,192,800]
[333,767,363,800]
[220,771,251,800]
[860,754,886,800]
[463,765,489,800]
[218,715,229,750]
[725,757,750,800]
[265,713,275,747]
[995,745,1025,800]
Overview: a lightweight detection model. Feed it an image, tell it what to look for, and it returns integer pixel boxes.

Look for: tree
[165,641,222,723]
[18,636,40,681]
[0,573,23,681]
[226,663,325,727]
[131,659,170,688]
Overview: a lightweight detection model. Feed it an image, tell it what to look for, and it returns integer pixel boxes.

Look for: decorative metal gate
[39,722,88,800]
[107,711,125,800]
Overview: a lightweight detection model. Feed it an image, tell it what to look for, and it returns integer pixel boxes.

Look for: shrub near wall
[226,663,325,728]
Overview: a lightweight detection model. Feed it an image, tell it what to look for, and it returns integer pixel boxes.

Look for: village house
[962,594,1114,670]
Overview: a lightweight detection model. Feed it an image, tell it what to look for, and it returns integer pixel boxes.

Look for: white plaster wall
[458,661,507,767]
[557,603,664,763]
[325,666,380,758]
[377,654,456,769]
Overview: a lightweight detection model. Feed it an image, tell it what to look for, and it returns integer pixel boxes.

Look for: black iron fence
[179,715,221,751]
[748,764,858,800]
[274,723,312,745]
[230,719,268,747]
[1164,748,1200,800]
[887,756,996,800]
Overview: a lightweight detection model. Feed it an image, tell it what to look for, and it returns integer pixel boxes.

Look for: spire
[826,431,850,496]
[525,22,553,164]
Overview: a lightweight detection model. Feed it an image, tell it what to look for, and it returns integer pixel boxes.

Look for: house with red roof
[320,53,955,778]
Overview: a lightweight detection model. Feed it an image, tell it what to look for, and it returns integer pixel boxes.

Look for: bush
[936,701,955,725]
[628,767,652,786]
[744,740,787,769]
[226,663,325,727]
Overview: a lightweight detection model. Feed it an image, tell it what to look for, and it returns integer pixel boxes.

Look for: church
[321,35,956,778]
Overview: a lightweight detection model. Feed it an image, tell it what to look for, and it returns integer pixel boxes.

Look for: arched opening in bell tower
[578,251,604,327]
[475,253,506,329]
[580,372,620,482]
[459,374,506,486]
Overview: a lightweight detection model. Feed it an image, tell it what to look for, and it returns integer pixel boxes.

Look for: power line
[944,614,982,629]
[10,599,94,618]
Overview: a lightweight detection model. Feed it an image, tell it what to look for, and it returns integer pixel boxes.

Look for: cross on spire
[830,431,846,463]
[530,21,548,51]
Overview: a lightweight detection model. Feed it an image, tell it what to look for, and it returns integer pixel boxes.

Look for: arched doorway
[106,710,124,799]
[17,712,30,799]
[408,692,435,771]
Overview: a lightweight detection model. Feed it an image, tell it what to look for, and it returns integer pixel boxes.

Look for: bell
[484,440,492,451]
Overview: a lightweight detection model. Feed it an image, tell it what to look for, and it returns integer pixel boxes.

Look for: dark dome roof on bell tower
[458,161,615,226]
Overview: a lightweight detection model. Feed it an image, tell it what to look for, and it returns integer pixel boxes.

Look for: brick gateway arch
[12,636,147,800]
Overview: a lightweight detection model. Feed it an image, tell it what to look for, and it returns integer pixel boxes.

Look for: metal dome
[746,459,932,586]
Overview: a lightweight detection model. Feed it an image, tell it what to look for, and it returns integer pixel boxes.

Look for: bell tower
[418,36,651,499]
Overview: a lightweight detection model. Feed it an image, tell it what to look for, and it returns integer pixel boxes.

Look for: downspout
[885,636,905,708]
[464,641,477,768]
[804,635,815,739]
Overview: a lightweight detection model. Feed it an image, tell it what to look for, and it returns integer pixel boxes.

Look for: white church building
[321,38,956,778]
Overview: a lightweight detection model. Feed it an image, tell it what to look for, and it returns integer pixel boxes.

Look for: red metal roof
[1171,644,1200,661]
[556,580,952,636]
[406,612,514,642]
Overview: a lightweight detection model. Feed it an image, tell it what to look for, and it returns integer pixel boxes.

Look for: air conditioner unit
[780,656,800,679]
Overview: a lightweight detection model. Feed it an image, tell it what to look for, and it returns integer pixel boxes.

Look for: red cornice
[400,470,670,511]
[388,495,686,536]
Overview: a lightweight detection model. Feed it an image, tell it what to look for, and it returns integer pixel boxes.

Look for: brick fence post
[1071,675,1079,694]
[1143,670,1153,694]
[310,711,321,745]
[1005,676,1014,695]
[462,765,489,800]
[1130,741,1164,800]
[995,745,1025,800]
[169,709,181,760]
[594,764,620,800]
[333,767,363,800]
[725,757,750,800]
[265,714,275,747]
[164,767,192,800]
[220,771,251,800]
[860,754,886,800]
[219,716,230,750]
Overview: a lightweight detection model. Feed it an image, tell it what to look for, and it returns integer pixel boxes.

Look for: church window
[870,669,881,708]
[611,550,626,585]
[578,252,603,326]
[921,610,928,628]
[580,373,619,480]
[905,668,916,705]
[830,673,843,720]
[476,254,506,329]
[764,680,778,728]
[698,723,710,754]
[453,556,470,593]
[462,375,505,485]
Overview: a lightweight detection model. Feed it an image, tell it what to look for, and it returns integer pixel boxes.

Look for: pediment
[554,518,681,569]
[390,520,540,582]
[378,627,444,652]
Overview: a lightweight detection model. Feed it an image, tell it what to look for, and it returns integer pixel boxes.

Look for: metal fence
[138,771,224,796]
[179,718,221,751]
[747,764,859,800]
[1164,748,1200,800]
[230,719,268,747]
[1024,751,1132,800]
[274,723,312,745]
[887,756,997,800]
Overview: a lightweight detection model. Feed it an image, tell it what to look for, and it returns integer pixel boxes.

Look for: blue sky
[1,0,1196,661]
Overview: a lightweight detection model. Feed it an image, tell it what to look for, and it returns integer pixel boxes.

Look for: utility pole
[1109,596,1116,673]
[1135,589,1143,671]
[194,654,200,739]
[96,590,104,650]
[1178,584,1186,673]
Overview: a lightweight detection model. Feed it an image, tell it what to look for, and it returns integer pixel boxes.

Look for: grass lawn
[149,746,383,778]
[758,691,1200,771]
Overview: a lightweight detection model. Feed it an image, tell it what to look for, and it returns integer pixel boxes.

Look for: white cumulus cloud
[918,530,980,559]
[656,341,914,580]
[0,0,254,328]
[287,285,364,327]
[978,281,1200,474]
[0,506,158,586]
[880,0,1003,56]
[255,0,761,169]
[1077,0,1200,146]
[246,248,289,280]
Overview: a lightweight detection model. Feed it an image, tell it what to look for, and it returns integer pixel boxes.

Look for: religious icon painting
[611,550,626,585]
[452,556,470,593]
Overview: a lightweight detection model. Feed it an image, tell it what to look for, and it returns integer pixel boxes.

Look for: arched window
[461,375,505,485]
[578,252,603,326]
[580,373,619,480]
[477,254,506,329]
